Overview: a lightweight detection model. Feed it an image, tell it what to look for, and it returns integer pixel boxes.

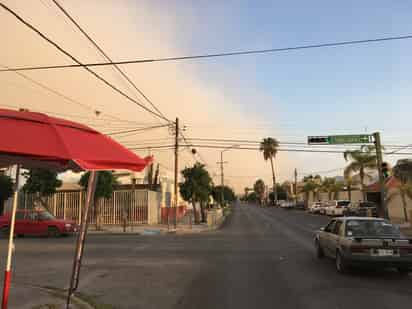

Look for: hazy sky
[1,1,412,192]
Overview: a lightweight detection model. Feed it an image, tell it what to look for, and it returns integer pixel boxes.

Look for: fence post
[63,193,67,220]
[113,192,117,225]
[78,191,83,225]
[53,194,57,216]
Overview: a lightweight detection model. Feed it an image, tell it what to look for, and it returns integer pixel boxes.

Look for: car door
[13,211,28,235]
[328,220,343,256]
[26,211,43,235]
[320,220,336,257]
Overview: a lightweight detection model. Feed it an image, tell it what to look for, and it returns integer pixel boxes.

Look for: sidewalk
[6,284,91,309]
[87,222,216,235]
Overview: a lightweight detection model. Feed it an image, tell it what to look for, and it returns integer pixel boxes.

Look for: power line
[106,124,170,136]
[0,2,170,123]
[50,0,170,123]
[2,33,412,72]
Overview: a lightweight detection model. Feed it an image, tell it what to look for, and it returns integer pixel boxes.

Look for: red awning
[0,108,152,172]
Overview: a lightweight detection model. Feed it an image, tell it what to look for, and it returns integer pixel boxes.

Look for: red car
[0,209,78,237]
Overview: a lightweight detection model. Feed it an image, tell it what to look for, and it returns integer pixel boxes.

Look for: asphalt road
[1,203,412,309]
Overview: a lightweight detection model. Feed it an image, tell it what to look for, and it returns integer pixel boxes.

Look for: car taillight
[336,205,341,208]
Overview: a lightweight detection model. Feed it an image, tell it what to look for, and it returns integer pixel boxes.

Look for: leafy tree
[260,137,279,204]
[344,173,358,202]
[387,159,412,222]
[269,184,288,203]
[253,179,266,205]
[332,181,345,200]
[344,145,377,201]
[300,180,317,207]
[179,163,212,223]
[22,169,62,211]
[321,177,336,200]
[0,174,14,215]
[79,171,118,230]
[212,185,236,206]
[245,191,258,203]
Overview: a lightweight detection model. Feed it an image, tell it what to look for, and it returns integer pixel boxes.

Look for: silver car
[315,217,412,274]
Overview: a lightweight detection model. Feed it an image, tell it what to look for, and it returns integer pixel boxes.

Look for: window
[345,220,401,237]
[325,220,336,233]
[28,212,39,221]
[333,221,342,235]
[15,212,25,220]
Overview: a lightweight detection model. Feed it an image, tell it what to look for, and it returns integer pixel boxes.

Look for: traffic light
[381,162,390,179]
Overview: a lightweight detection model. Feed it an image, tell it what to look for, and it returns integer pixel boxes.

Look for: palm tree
[254,179,266,205]
[260,137,279,204]
[344,172,357,202]
[331,181,344,200]
[300,181,317,208]
[388,159,412,222]
[344,145,377,201]
[321,177,336,200]
[386,182,412,222]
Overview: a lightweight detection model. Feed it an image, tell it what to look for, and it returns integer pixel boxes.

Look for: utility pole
[174,117,179,229]
[373,132,388,219]
[294,168,298,204]
[217,153,228,207]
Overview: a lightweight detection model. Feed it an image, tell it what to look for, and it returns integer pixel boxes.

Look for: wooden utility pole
[217,154,228,207]
[294,168,298,204]
[373,132,388,219]
[174,118,179,229]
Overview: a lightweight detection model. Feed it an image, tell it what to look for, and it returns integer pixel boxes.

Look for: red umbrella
[0,108,152,309]
[0,108,152,171]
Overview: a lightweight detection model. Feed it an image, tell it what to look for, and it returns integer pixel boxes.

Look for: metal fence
[19,189,153,225]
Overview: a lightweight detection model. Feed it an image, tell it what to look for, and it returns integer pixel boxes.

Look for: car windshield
[345,220,401,237]
[337,201,350,207]
[39,211,55,220]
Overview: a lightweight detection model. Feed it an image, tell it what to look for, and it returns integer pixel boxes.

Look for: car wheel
[1,226,9,238]
[398,267,410,276]
[336,251,348,274]
[315,240,324,259]
[47,227,61,238]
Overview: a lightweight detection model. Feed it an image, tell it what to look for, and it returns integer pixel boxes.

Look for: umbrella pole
[1,165,20,309]
[66,171,98,309]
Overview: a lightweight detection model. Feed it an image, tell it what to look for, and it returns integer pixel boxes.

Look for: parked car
[293,201,306,210]
[343,201,378,217]
[325,200,351,216]
[315,217,412,274]
[0,209,78,237]
[309,202,323,214]
[280,201,294,209]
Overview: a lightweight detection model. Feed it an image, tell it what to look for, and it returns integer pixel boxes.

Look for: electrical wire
[0,2,170,123]
[106,124,170,136]
[50,0,170,123]
[3,33,412,72]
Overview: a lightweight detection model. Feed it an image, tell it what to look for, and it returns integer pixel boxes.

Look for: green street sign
[328,134,372,144]
[308,134,373,145]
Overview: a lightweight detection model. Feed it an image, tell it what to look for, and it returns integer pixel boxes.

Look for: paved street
[1,203,412,309]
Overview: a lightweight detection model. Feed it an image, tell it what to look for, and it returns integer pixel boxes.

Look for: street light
[218,145,239,207]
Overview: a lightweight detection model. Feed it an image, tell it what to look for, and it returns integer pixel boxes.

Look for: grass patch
[76,292,116,309]
[32,305,60,309]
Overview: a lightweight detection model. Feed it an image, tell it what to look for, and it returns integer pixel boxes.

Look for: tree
[212,185,236,206]
[387,159,412,222]
[246,191,258,203]
[344,173,357,202]
[22,169,62,211]
[269,184,287,203]
[260,137,279,204]
[0,174,14,215]
[300,180,317,207]
[179,163,212,223]
[321,177,336,200]
[331,181,344,200]
[344,145,377,201]
[253,179,266,205]
[79,171,118,230]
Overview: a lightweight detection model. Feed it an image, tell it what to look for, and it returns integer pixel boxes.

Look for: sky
[1,0,412,192]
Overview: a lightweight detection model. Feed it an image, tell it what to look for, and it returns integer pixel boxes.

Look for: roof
[366,176,401,192]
